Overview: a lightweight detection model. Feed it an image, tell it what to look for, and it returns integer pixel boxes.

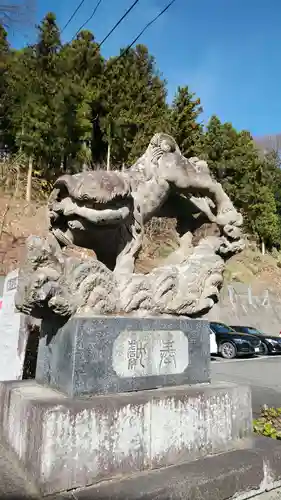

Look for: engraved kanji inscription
[127,339,147,369]
[159,339,176,369]
[112,329,188,378]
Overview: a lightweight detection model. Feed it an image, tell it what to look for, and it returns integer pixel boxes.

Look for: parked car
[230,325,281,355]
[209,321,262,359]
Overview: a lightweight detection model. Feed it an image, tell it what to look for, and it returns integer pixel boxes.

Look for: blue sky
[9,0,281,137]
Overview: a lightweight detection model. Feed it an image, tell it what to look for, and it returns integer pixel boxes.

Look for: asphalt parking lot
[211,356,281,417]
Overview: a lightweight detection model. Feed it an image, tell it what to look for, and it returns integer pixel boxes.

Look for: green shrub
[253,406,281,439]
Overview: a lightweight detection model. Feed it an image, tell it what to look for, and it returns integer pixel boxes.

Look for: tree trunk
[5,174,11,191]
[14,164,20,198]
[15,136,23,196]
[106,142,111,171]
[26,156,33,202]
[60,155,64,172]
[261,239,265,255]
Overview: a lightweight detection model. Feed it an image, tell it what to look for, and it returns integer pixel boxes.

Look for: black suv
[210,321,262,359]
[230,325,281,355]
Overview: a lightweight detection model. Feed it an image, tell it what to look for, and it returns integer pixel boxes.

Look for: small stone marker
[0,269,28,381]
[112,329,188,378]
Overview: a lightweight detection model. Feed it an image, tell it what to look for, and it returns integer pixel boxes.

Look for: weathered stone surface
[0,269,29,381]
[0,437,39,498]
[36,316,209,396]
[15,133,245,320]
[0,380,252,495]
[56,437,281,500]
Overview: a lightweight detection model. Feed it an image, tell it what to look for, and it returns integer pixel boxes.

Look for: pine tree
[244,184,281,249]
[53,79,92,172]
[6,46,40,154]
[170,86,203,157]
[4,9,281,251]
[36,12,61,84]
[60,30,103,83]
[33,12,62,171]
[202,115,281,248]
[57,29,104,169]
[99,44,169,166]
[0,23,11,149]
[6,13,62,181]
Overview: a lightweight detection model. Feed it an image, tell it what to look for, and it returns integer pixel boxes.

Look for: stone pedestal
[2,316,280,499]
[36,316,210,397]
[0,380,252,495]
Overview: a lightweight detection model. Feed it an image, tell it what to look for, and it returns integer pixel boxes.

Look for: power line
[71,0,103,40]
[111,0,177,68]
[94,0,177,129]
[72,0,140,43]
[2,0,176,126]
[97,0,140,48]
[61,0,87,34]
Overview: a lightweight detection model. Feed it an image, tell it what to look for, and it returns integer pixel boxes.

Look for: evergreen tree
[34,12,62,170]
[53,79,92,172]
[0,23,11,149]
[6,13,62,175]
[243,184,281,249]
[60,30,103,83]
[100,44,169,166]
[6,46,40,155]
[170,86,203,157]
[57,30,104,169]
[202,115,281,247]
[36,12,61,85]
[3,9,281,251]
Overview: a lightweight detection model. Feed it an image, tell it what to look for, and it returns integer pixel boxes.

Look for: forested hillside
[1,11,281,254]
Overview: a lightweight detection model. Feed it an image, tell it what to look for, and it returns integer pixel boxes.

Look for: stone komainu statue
[15,133,244,319]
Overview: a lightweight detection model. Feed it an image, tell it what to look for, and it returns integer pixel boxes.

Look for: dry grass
[224,246,281,296]
[0,157,51,203]
[135,217,179,273]
[0,193,47,275]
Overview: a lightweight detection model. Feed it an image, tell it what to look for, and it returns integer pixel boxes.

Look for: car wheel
[220,341,237,359]
[260,342,269,355]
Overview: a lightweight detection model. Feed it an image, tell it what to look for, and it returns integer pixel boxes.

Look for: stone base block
[36,316,210,396]
[0,380,252,495]
[56,437,281,500]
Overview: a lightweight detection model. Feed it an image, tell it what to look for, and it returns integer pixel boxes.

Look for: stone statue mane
[15,133,245,319]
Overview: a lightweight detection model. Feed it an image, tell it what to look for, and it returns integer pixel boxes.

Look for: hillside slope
[1,195,281,295]
[0,196,48,275]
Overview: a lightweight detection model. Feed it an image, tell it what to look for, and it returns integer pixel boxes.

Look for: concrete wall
[206,283,281,336]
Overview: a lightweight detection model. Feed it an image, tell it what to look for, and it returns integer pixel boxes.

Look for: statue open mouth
[16,133,245,320]
[48,170,135,256]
